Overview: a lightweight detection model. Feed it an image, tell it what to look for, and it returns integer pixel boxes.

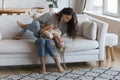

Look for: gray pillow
[77,14,89,36]
[83,21,97,40]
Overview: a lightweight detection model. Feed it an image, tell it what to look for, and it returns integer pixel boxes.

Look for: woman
[14,7,78,74]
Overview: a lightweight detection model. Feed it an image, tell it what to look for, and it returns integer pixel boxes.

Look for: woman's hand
[41,24,54,32]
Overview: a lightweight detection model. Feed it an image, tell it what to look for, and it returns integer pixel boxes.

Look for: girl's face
[60,14,72,23]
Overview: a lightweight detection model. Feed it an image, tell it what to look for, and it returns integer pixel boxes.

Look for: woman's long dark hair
[56,7,78,39]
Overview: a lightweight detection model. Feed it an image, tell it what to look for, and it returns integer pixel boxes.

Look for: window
[85,0,103,14]
[85,0,120,18]
[103,0,120,17]
[93,0,103,13]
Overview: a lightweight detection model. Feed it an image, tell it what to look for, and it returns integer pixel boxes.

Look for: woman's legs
[35,38,46,74]
[39,57,46,74]
[45,40,64,72]
[53,56,64,73]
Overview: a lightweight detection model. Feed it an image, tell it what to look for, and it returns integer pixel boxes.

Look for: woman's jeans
[35,38,57,57]
[22,20,57,57]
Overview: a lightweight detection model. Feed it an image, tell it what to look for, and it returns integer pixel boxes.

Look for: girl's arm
[13,29,26,40]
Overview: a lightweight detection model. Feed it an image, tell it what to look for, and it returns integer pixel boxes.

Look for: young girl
[40,24,60,39]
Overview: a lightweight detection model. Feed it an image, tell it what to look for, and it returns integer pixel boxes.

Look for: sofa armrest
[88,16,108,60]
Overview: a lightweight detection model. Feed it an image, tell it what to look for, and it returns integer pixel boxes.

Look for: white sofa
[0,14,108,66]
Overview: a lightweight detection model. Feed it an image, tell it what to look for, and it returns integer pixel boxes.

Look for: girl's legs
[17,20,41,38]
[17,21,27,29]
[35,38,46,74]
[46,40,64,73]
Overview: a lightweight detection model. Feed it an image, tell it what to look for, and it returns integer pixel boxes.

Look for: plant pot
[49,8,58,13]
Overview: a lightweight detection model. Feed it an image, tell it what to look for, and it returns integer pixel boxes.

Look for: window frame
[103,0,120,17]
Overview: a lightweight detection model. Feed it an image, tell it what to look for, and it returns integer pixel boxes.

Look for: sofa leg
[98,61,103,67]
[106,46,109,59]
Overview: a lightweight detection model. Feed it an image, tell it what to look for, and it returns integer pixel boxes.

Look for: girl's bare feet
[13,33,22,40]
[17,21,27,29]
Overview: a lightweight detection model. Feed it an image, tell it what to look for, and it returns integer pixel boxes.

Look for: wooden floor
[0,47,120,75]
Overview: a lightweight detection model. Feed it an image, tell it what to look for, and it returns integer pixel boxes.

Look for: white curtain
[76,0,86,14]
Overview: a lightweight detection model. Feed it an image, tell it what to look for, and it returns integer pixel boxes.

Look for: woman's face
[60,14,72,23]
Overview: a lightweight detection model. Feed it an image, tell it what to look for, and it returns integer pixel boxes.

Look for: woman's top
[20,12,68,38]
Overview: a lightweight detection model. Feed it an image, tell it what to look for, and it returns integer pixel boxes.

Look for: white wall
[86,13,120,48]
[0,0,80,12]
[58,0,70,10]
[0,0,73,12]
[0,0,49,12]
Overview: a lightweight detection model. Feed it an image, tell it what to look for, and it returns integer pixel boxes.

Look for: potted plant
[46,0,58,13]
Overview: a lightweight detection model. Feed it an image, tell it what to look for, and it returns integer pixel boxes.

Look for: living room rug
[0,67,120,80]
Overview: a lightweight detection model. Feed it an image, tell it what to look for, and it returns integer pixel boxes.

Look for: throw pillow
[83,21,97,40]
[77,14,89,36]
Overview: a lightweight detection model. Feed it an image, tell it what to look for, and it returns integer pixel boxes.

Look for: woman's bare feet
[17,21,27,29]
[40,68,47,74]
[53,56,65,73]
[57,65,64,73]
[39,57,47,74]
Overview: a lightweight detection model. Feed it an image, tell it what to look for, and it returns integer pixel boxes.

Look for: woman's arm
[41,24,54,33]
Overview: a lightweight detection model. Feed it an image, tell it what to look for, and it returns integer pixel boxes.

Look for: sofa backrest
[0,14,89,39]
[0,15,34,39]
[0,14,107,40]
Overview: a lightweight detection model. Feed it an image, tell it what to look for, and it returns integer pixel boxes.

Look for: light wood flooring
[0,47,120,75]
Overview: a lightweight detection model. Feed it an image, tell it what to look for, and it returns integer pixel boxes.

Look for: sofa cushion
[83,21,97,40]
[0,39,37,53]
[63,37,99,52]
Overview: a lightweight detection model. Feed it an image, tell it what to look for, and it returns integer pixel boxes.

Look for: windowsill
[84,11,120,22]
